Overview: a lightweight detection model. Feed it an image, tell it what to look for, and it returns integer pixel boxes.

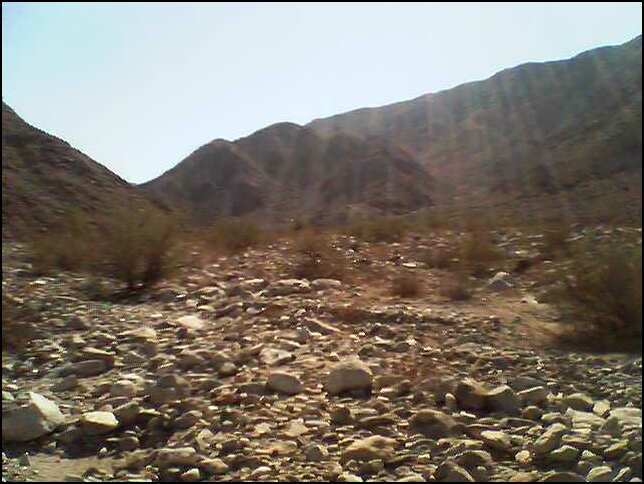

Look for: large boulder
[324,359,373,396]
[2,392,66,442]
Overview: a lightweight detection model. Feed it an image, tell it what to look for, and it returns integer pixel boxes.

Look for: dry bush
[458,232,504,277]
[291,230,347,281]
[551,244,642,352]
[30,209,95,274]
[390,273,422,298]
[421,247,458,269]
[345,216,408,243]
[27,206,182,291]
[541,223,572,258]
[206,217,264,253]
[2,291,40,351]
[101,206,182,290]
[439,273,473,301]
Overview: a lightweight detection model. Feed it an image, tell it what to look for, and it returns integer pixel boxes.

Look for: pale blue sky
[2,2,642,183]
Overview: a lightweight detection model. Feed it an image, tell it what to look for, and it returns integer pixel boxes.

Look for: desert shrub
[458,232,504,277]
[291,230,347,280]
[439,273,473,301]
[101,206,182,290]
[345,215,408,243]
[390,273,422,298]
[206,217,264,253]
[541,223,572,258]
[421,247,458,269]
[2,291,40,351]
[551,244,642,351]
[29,209,95,274]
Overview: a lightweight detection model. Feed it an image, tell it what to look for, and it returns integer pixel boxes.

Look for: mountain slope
[307,35,642,222]
[140,125,435,224]
[2,102,155,239]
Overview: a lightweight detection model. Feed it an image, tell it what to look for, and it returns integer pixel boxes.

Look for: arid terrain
[2,223,642,482]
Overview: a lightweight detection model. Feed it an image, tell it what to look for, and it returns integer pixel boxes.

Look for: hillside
[1,103,157,239]
[308,35,642,223]
[140,125,435,225]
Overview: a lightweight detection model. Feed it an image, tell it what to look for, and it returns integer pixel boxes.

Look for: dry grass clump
[541,222,572,258]
[549,243,642,352]
[390,272,423,298]
[421,247,458,269]
[291,230,347,281]
[458,232,504,277]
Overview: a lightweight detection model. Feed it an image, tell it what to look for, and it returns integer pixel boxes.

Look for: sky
[2,2,642,184]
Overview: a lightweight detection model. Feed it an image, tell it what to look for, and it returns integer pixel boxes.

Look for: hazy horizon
[2,2,642,184]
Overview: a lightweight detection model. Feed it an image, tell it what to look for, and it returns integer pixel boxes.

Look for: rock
[592,400,611,418]
[155,447,199,468]
[518,387,550,406]
[454,450,493,468]
[609,407,642,428]
[80,412,119,435]
[487,272,514,291]
[480,430,513,452]
[515,450,532,466]
[199,458,229,474]
[302,317,342,335]
[59,360,107,377]
[454,379,488,411]
[110,380,138,398]
[217,362,238,377]
[397,473,426,482]
[563,393,594,412]
[340,436,397,464]
[113,402,140,426]
[2,392,66,442]
[331,406,353,425]
[486,385,521,414]
[409,409,465,438]
[338,472,363,482]
[325,359,373,396]
[586,466,615,482]
[259,348,295,366]
[604,441,630,460]
[547,445,580,463]
[305,444,329,462]
[180,468,201,481]
[265,279,311,296]
[534,423,568,455]
[434,461,476,482]
[176,315,205,330]
[51,375,79,392]
[174,410,202,430]
[311,279,342,290]
[540,471,586,482]
[266,372,303,395]
[567,409,606,429]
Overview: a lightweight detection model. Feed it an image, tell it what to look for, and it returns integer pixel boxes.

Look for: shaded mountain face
[2,103,154,239]
[140,125,434,224]
[307,35,642,222]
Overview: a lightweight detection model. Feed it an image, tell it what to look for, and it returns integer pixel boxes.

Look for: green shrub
[345,216,408,243]
[458,232,504,277]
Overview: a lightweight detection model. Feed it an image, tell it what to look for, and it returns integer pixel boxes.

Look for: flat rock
[324,359,373,396]
[80,411,119,435]
[340,435,397,464]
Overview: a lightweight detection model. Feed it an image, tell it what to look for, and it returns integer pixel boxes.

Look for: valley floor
[2,226,642,482]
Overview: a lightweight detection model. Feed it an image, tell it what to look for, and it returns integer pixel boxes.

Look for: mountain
[2,102,155,239]
[140,125,434,224]
[308,35,642,223]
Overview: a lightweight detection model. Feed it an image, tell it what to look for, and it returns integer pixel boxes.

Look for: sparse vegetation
[27,206,182,292]
[457,231,504,277]
[440,273,473,301]
[421,246,458,269]
[541,222,572,258]
[345,215,408,243]
[390,272,422,298]
[550,243,642,351]
[206,217,264,253]
[291,230,347,281]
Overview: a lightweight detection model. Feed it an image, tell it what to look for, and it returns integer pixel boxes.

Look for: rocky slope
[1,102,157,239]
[308,35,643,223]
[2,225,642,482]
[140,125,434,225]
